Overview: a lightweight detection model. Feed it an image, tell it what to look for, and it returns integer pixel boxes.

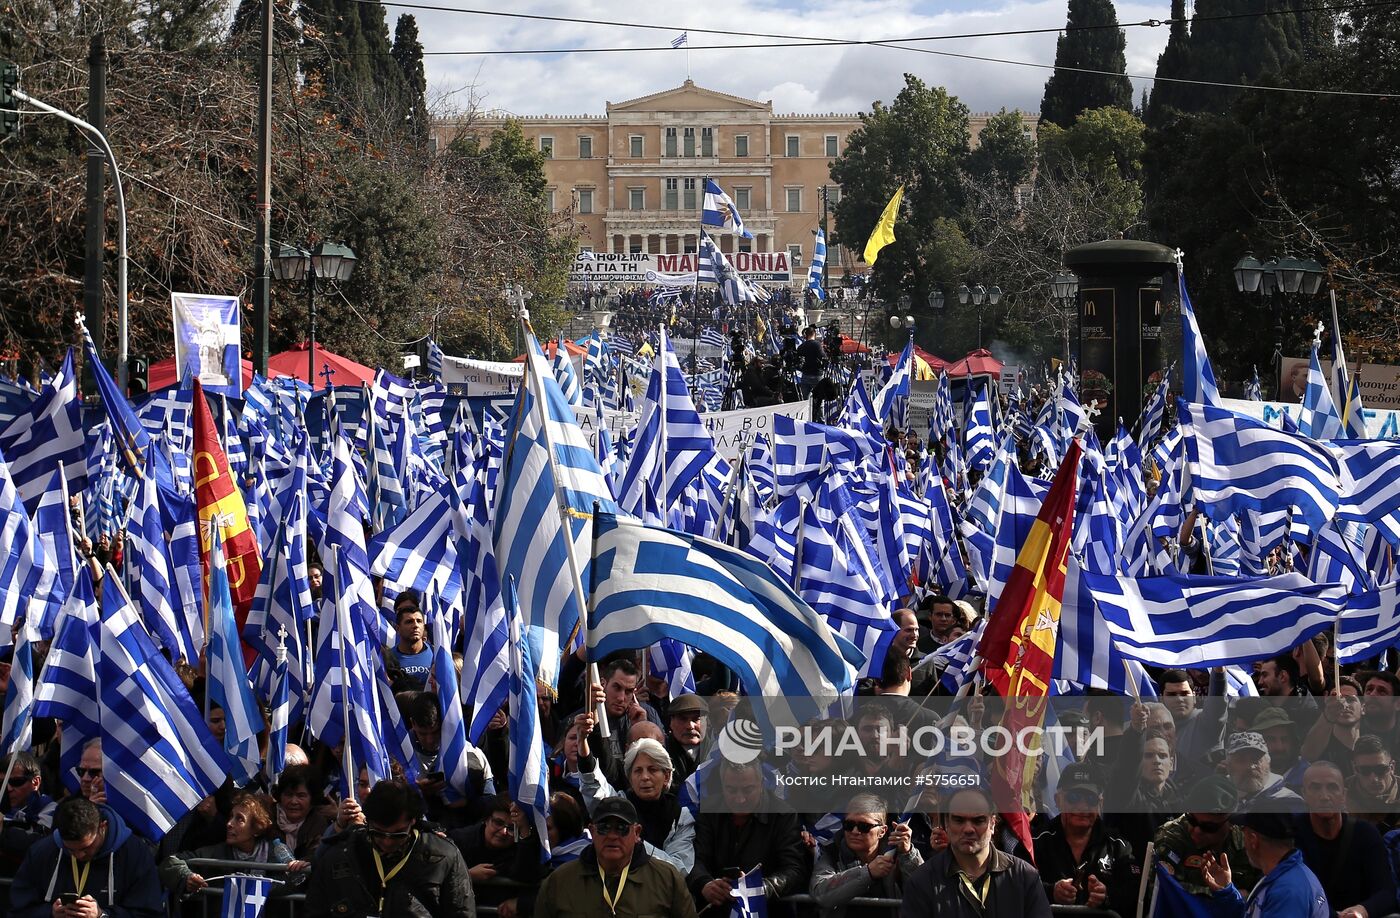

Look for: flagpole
[586,501,609,741]
[331,545,355,798]
[792,499,807,591]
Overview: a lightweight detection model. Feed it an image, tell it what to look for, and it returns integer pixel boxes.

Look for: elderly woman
[159,793,310,895]
[271,765,332,859]
[810,793,923,918]
[576,710,696,874]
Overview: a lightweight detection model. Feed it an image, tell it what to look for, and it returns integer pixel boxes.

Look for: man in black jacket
[688,760,808,909]
[900,786,1050,918]
[664,693,708,783]
[304,778,475,918]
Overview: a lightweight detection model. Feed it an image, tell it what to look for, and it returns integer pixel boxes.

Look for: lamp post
[1233,252,1325,399]
[271,241,357,387]
[889,313,916,353]
[1052,271,1080,364]
[955,282,1002,348]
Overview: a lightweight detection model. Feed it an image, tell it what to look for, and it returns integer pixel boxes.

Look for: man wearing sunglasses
[1153,775,1261,899]
[810,793,923,918]
[304,778,474,918]
[536,797,696,918]
[0,752,57,878]
[1347,734,1400,831]
[1015,762,1137,916]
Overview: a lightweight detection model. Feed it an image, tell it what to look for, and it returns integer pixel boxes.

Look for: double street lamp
[1232,252,1326,398]
[926,282,1002,347]
[271,241,357,387]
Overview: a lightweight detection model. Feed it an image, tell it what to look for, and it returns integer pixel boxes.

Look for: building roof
[608,79,772,113]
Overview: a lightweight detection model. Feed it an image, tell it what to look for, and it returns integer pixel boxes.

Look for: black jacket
[1013,816,1138,917]
[687,798,808,901]
[303,824,476,918]
[899,848,1051,918]
[9,804,162,918]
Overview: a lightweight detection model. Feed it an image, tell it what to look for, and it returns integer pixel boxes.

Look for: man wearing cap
[1226,732,1303,811]
[536,797,697,918]
[664,694,707,784]
[1200,812,1329,917]
[1013,762,1138,916]
[1254,708,1308,791]
[1154,775,1262,898]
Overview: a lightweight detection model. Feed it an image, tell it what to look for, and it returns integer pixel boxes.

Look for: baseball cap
[1232,811,1294,840]
[668,694,707,718]
[1252,708,1297,735]
[1226,732,1268,757]
[1184,775,1239,814]
[1058,762,1103,795]
[592,797,639,826]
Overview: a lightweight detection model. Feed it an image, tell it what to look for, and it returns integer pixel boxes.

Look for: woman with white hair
[575,710,696,874]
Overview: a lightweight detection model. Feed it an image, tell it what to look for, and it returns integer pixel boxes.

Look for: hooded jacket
[8,803,162,918]
[302,823,475,918]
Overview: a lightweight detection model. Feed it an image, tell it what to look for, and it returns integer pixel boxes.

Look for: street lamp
[1233,251,1325,398]
[955,281,1002,346]
[272,240,357,387]
[1052,271,1079,362]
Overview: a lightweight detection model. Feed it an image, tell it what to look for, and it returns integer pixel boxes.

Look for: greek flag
[552,337,583,408]
[0,349,87,512]
[1301,346,1343,440]
[461,473,510,744]
[807,230,827,301]
[206,526,264,786]
[427,589,473,801]
[701,178,753,238]
[648,639,696,698]
[493,326,617,687]
[1336,581,1400,663]
[126,453,195,663]
[28,468,76,639]
[245,481,313,726]
[82,323,150,476]
[1178,272,1221,406]
[221,874,274,918]
[732,868,767,918]
[1062,558,1347,669]
[0,627,33,755]
[505,577,551,861]
[672,31,688,47]
[700,327,728,349]
[427,338,444,382]
[770,414,878,500]
[699,232,758,305]
[369,482,465,610]
[589,511,862,722]
[1246,366,1263,402]
[32,567,98,792]
[0,447,47,641]
[265,637,291,783]
[873,338,913,427]
[1177,398,1342,535]
[98,572,230,839]
[1333,442,1400,550]
[963,383,995,472]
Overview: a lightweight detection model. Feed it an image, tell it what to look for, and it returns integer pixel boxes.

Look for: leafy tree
[1178,0,1311,114]
[964,109,1036,191]
[391,14,429,147]
[1038,0,1134,128]
[1143,0,1192,127]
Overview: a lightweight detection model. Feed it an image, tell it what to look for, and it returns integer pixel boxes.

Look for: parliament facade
[432,80,1034,282]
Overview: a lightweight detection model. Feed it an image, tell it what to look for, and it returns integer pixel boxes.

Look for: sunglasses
[1187,815,1228,833]
[593,820,633,837]
[843,820,882,834]
[367,828,413,841]
[1358,764,1393,777]
[76,768,103,779]
[7,775,32,787]
[1062,788,1101,807]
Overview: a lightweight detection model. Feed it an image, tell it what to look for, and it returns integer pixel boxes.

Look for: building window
[683,178,697,211]
[735,187,751,211]
[683,127,696,157]
[630,239,644,254]
[629,187,644,210]
[540,136,554,158]
[786,187,802,213]
[735,134,749,157]
[825,135,838,158]
[786,135,799,158]
[665,127,678,157]
[578,189,594,214]
[629,134,643,157]
[701,127,714,157]
[788,244,803,268]
[546,189,555,212]
[665,178,679,210]
[579,136,592,159]
[828,185,842,203]
[739,242,752,253]
[579,246,593,256]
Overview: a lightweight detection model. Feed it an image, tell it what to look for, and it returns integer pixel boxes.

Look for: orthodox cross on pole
[318,362,335,391]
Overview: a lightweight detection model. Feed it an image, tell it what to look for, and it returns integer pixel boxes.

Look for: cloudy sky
[403,0,1174,118]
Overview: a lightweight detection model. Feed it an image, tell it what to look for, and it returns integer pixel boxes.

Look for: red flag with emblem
[191,378,261,636]
[976,439,1080,862]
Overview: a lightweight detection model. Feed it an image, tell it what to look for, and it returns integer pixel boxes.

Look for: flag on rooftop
[672,31,688,47]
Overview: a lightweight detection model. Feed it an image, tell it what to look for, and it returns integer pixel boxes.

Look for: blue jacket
[1211,849,1329,918]
[8,803,162,918]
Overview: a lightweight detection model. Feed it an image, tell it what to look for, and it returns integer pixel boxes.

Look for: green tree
[1178,0,1311,114]
[392,14,429,147]
[1038,0,1134,128]
[1143,0,1192,127]
[830,74,972,316]
[964,109,1036,191]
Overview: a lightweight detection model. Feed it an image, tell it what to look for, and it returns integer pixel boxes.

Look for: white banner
[1221,397,1400,439]
[441,355,521,394]
[570,251,792,284]
[571,399,811,460]
[171,292,242,397]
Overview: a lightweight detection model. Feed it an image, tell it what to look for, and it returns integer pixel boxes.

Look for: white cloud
[413,0,1173,117]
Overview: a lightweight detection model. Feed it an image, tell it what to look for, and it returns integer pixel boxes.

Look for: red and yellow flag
[976,439,1081,861]
[191,379,262,633]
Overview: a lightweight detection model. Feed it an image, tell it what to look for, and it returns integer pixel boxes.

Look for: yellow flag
[862,184,905,265]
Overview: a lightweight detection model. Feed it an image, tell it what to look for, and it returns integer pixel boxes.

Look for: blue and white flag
[873,338,913,428]
[427,338,445,383]
[265,636,291,783]
[221,874,274,918]
[0,627,33,755]
[31,567,99,792]
[427,588,473,801]
[807,230,827,301]
[0,349,86,512]
[699,232,759,305]
[701,178,753,238]
[28,468,77,639]
[172,292,243,397]
[672,31,688,47]
[82,321,151,477]
[1300,346,1343,441]
[1177,398,1342,535]
[126,453,195,662]
[1178,272,1221,407]
[1245,366,1263,402]
[963,383,995,472]
[505,576,551,861]
[589,512,862,723]
[206,526,264,786]
[98,572,230,838]
[1334,440,1400,548]
[552,337,583,408]
[0,446,47,642]
[732,868,767,918]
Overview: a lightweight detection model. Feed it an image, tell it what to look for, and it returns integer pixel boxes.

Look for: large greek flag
[701,178,754,238]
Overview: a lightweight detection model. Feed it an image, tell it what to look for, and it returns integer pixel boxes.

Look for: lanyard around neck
[599,864,630,916]
[71,857,91,897]
[372,831,417,912]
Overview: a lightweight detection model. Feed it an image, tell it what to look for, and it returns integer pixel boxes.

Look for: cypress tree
[1144,0,1192,126]
[1039,0,1134,128]
[392,14,429,146]
[1180,0,1307,112]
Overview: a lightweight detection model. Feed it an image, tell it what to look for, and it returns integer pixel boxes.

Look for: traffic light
[129,356,149,398]
[1,62,18,140]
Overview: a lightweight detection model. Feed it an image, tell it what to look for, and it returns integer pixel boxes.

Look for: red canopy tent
[839,335,871,355]
[945,348,1004,378]
[884,345,949,374]
[147,355,256,392]
[267,342,375,387]
[512,339,589,362]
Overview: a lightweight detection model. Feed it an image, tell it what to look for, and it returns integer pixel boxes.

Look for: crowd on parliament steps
[1,583,1399,918]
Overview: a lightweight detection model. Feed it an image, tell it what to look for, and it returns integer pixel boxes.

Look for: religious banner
[171,292,243,397]
[440,355,523,394]
[571,399,811,460]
